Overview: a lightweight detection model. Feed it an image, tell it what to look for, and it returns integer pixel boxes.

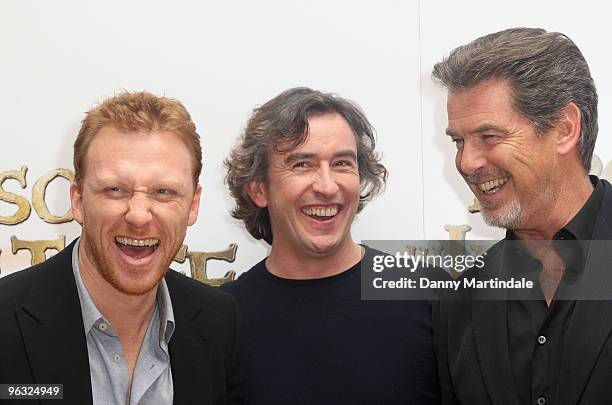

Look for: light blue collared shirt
[72,238,175,405]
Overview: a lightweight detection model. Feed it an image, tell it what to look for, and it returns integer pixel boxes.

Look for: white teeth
[302,206,338,217]
[478,177,509,193]
[115,237,160,247]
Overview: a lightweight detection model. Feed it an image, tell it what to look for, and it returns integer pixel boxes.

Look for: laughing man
[222,87,440,405]
[0,91,242,404]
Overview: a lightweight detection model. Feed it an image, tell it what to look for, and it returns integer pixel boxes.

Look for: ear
[187,184,202,226]
[245,180,269,208]
[70,181,84,225]
[555,102,581,156]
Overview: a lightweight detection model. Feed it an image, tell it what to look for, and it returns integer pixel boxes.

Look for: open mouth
[478,177,509,195]
[115,236,160,260]
[301,206,339,222]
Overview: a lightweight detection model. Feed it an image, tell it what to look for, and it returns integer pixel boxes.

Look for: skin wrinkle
[447,78,560,232]
[71,128,201,297]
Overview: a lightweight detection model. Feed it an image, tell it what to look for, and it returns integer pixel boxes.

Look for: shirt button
[537,335,547,345]
[98,323,108,332]
[537,396,546,405]
[113,354,121,363]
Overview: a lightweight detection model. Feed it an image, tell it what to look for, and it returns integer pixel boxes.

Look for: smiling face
[71,126,201,296]
[248,113,360,260]
[446,78,560,230]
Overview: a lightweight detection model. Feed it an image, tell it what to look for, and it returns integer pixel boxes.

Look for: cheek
[72,206,84,225]
[88,206,122,227]
[279,178,310,199]
[351,178,361,193]
[153,206,189,231]
[497,141,537,168]
[342,176,361,198]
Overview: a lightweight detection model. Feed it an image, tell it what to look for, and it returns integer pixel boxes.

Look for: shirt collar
[503,177,605,274]
[157,272,175,344]
[72,237,175,344]
[557,175,604,241]
[505,176,604,242]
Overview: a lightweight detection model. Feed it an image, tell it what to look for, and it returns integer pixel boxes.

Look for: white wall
[1,0,610,278]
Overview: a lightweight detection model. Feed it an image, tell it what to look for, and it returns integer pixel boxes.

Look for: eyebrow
[284,150,357,164]
[446,123,511,137]
[91,176,187,193]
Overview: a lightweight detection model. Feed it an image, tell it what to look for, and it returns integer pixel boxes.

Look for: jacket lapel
[471,245,520,405]
[557,181,612,405]
[17,240,93,405]
[167,273,213,405]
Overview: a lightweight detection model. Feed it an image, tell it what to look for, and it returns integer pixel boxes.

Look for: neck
[266,241,363,280]
[78,244,157,338]
[513,174,593,240]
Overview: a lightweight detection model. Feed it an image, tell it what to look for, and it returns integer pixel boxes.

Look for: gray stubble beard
[480,197,522,230]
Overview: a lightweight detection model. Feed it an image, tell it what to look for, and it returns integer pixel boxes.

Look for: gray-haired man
[433,28,612,405]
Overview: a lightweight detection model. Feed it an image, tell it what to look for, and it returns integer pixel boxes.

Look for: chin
[481,201,522,230]
[112,279,160,296]
[307,237,344,255]
[104,266,166,296]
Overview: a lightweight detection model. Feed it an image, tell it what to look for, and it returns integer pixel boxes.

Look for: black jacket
[0,239,242,405]
[434,179,612,405]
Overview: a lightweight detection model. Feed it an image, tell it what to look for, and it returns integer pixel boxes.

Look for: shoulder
[0,266,41,308]
[0,243,74,308]
[165,269,237,310]
[219,258,267,296]
[598,178,612,224]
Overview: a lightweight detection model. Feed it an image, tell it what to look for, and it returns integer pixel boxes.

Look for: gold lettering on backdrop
[32,168,74,223]
[468,242,491,257]
[0,166,31,225]
[184,244,238,286]
[443,226,471,276]
[468,198,480,213]
[11,235,66,265]
[173,245,188,263]
[444,224,472,240]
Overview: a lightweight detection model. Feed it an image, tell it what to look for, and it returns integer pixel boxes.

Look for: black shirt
[221,247,441,405]
[506,177,604,405]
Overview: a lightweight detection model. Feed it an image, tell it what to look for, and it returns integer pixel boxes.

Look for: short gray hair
[225,87,388,244]
[432,27,598,172]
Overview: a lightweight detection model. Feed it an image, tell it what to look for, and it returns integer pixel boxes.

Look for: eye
[103,186,128,198]
[292,161,311,169]
[152,188,177,200]
[450,137,464,148]
[105,186,123,193]
[482,134,497,142]
[333,160,354,168]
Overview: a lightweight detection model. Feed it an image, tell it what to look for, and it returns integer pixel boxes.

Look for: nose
[457,140,487,177]
[312,167,340,197]
[124,192,153,227]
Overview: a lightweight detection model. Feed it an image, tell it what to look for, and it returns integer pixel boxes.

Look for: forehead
[447,79,528,134]
[84,126,194,185]
[273,113,357,157]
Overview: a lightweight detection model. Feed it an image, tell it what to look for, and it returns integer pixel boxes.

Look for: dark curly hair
[225,87,388,244]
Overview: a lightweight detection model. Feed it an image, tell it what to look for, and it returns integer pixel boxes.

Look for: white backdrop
[1,0,611,279]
